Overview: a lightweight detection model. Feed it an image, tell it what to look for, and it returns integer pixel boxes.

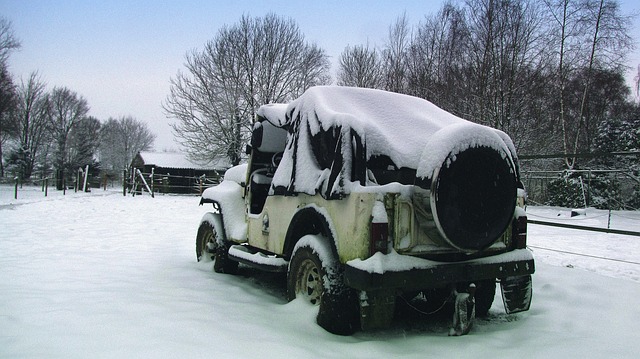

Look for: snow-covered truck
[196,86,534,334]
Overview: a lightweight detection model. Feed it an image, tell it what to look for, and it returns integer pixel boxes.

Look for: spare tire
[431,146,516,251]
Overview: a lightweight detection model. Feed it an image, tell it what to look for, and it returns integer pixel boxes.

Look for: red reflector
[370,222,389,256]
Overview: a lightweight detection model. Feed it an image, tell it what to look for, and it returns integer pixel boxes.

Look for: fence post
[579,176,587,208]
[75,168,80,193]
[123,169,127,196]
[14,176,18,199]
[150,167,155,197]
[136,169,153,197]
[587,170,592,207]
[45,178,48,197]
[83,165,89,192]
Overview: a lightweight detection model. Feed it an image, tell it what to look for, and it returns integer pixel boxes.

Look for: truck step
[500,275,532,314]
[228,245,288,273]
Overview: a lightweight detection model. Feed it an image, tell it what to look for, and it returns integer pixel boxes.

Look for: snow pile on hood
[201,164,248,241]
[260,86,517,196]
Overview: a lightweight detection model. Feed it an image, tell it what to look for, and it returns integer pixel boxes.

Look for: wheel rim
[297,258,322,305]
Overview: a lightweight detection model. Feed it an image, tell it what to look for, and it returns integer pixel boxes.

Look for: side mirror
[245,144,252,155]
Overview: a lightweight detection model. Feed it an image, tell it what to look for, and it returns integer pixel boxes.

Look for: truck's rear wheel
[287,235,358,335]
[289,247,323,305]
[474,280,496,317]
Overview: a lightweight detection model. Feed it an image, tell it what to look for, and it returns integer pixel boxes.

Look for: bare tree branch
[165,14,330,166]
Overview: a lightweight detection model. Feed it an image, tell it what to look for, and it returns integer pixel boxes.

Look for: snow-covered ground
[1,185,639,358]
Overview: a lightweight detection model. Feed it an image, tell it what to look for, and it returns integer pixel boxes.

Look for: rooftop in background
[136,151,230,170]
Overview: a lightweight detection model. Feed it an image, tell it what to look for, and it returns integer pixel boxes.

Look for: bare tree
[0,17,20,63]
[543,0,582,158]
[9,72,49,179]
[47,86,89,187]
[544,0,633,168]
[98,116,155,177]
[405,2,468,106]
[337,43,384,88]
[572,0,632,165]
[463,0,548,129]
[165,13,330,166]
[0,62,17,176]
[635,64,640,102]
[67,116,101,172]
[382,14,410,93]
[405,0,550,151]
[292,44,332,92]
[0,17,20,177]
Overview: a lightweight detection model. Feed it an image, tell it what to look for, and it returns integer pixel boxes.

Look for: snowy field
[1,184,640,358]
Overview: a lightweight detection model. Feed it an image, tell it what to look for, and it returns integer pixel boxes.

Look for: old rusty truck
[196,86,534,335]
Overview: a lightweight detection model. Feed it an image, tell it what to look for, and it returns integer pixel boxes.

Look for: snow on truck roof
[257,86,516,179]
[257,86,518,197]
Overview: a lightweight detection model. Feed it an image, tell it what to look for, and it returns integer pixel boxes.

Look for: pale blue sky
[1,0,638,150]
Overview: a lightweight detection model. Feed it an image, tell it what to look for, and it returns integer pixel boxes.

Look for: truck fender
[283,206,337,260]
[199,212,227,246]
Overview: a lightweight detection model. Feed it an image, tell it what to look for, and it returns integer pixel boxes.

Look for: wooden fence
[125,169,223,197]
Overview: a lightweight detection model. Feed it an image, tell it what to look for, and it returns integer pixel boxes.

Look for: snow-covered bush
[546,171,585,208]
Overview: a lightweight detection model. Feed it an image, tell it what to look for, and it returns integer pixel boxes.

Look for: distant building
[130,151,230,194]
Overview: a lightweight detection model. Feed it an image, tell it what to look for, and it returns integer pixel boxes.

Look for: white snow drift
[1,186,639,358]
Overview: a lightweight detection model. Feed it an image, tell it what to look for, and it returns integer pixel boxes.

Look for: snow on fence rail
[526,205,640,237]
[528,245,640,266]
[527,219,640,237]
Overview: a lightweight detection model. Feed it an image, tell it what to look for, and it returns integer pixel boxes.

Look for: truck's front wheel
[196,222,216,262]
[196,221,238,274]
[287,235,358,335]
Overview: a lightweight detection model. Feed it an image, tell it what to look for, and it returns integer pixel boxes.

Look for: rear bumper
[344,249,535,291]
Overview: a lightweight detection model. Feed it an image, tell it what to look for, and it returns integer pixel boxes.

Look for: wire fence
[519,151,639,211]
[2,165,110,199]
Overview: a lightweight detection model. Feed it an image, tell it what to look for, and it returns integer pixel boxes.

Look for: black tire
[196,221,238,274]
[196,222,217,262]
[288,247,322,303]
[287,236,358,335]
[474,279,496,317]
